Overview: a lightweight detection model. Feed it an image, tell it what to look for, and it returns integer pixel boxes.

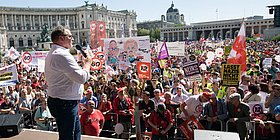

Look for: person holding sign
[45,25,92,140]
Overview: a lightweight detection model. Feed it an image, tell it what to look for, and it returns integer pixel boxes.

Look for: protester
[113,88,134,139]
[97,94,113,137]
[80,100,104,136]
[148,103,173,140]
[227,93,250,140]
[34,98,53,131]
[45,25,92,140]
[138,91,155,133]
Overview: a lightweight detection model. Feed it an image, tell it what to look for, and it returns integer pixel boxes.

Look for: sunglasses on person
[62,34,73,39]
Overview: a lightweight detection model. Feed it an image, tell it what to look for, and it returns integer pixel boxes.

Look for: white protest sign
[157,41,185,56]
[194,130,239,140]
[22,51,49,66]
[37,58,45,73]
[262,58,272,68]
[0,64,18,87]
[248,102,264,115]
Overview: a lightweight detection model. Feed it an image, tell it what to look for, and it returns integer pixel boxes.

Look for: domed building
[164,2,185,24]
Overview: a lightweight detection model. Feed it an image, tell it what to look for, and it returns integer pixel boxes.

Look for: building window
[81,21,85,29]
[81,15,84,18]
[28,37,32,46]
[19,37,23,47]
[9,38,14,48]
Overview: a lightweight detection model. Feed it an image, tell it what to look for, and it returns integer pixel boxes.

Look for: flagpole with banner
[157,40,169,68]
[227,20,247,73]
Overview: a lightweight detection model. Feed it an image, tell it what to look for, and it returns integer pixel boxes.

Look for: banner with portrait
[104,36,150,70]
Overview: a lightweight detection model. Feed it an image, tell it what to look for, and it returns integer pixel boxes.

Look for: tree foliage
[272,35,280,41]
[137,28,160,42]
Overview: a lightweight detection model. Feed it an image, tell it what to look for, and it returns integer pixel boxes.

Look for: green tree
[137,28,150,36]
[272,35,280,41]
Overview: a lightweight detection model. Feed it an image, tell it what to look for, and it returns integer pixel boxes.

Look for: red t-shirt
[31,82,39,89]
[149,110,173,135]
[98,101,112,120]
[80,110,105,136]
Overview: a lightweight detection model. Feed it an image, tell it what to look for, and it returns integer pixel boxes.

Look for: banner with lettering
[0,64,18,87]
[21,51,49,66]
[183,61,201,77]
[221,64,241,86]
[178,115,204,140]
[104,36,150,70]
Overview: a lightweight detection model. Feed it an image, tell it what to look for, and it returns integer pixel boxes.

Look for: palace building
[0,2,137,50]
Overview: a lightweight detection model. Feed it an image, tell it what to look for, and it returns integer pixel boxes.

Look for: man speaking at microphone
[45,25,92,140]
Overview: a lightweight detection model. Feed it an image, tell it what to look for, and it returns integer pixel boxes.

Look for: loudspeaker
[269,8,274,14]
[0,114,24,138]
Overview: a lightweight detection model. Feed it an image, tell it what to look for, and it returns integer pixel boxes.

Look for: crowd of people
[1,37,280,140]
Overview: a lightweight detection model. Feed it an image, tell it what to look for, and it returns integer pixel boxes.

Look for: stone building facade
[0,3,137,50]
[161,16,275,41]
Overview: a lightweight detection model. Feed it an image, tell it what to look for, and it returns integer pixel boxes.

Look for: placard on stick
[221,64,241,86]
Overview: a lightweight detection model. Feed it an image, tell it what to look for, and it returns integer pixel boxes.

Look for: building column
[167,33,169,42]
[172,32,174,42]
[39,15,41,30]
[1,14,4,27]
[73,15,76,29]
[182,31,185,40]
[5,14,7,27]
[220,29,223,39]
[23,15,26,30]
[202,30,205,38]
[48,15,50,27]
[211,30,214,39]
[259,26,262,34]
[229,28,233,39]
[20,15,23,30]
[11,14,14,30]
[32,15,35,30]
[14,15,18,30]
[50,15,53,28]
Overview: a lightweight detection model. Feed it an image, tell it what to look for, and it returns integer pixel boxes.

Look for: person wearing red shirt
[148,103,173,140]
[113,88,134,139]
[31,76,40,89]
[80,100,104,136]
[98,94,113,137]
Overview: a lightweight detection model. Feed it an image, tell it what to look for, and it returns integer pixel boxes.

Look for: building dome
[166,1,175,13]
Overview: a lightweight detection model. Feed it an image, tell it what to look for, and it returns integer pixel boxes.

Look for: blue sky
[0,0,279,24]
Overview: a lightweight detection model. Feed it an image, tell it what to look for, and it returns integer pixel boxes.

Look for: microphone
[75,45,87,58]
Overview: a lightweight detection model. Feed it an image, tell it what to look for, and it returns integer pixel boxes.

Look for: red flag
[228,21,247,72]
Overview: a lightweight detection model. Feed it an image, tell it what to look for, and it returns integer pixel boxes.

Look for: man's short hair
[51,25,70,42]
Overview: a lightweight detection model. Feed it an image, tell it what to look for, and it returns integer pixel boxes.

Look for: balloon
[275,55,280,62]
[115,123,124,135]
[207,51,215,60]
[205,59,212,67]
[200,64,207,71]
[215,48,224,58]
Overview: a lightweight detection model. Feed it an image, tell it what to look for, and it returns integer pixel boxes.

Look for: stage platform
[2,129,119,140]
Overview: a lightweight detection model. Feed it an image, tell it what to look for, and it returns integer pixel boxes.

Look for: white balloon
[275,55,280,63]
[205,59,212,67]
[115,123,124,135]
[215,48,224,58]
[200,64,207,71]
[207,51,215,60]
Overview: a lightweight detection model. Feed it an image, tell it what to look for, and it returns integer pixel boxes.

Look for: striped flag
[228,21,247,72]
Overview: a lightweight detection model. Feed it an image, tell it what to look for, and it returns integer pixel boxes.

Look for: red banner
[136,62,151,79]
[178,115,204,140]
[90,21,106,50]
